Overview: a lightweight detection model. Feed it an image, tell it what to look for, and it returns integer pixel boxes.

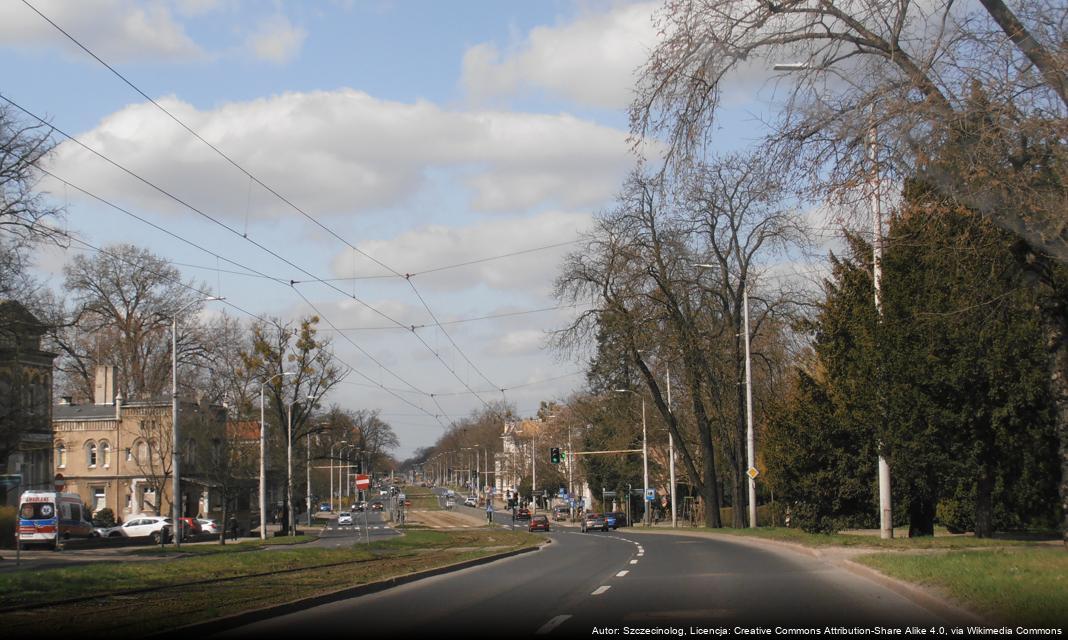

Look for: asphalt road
[217,523,947,637]
[311,510,400,548]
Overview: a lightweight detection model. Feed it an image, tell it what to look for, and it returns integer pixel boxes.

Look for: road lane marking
[536,615,572,635]
[637,552,644,557]
[630,559,638,565]
[616,570,629,577]
[592,586,611,595]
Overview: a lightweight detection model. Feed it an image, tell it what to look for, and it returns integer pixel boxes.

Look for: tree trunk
[1043,302,1068,549]
[974,463,995,539]
[693,400,722,528]
[219,502,228,545]
[908,492,936,537]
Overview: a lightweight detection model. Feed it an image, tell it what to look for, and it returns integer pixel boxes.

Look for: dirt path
[406,510,485,528]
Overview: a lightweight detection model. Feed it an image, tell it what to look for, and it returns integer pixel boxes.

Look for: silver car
[105,516,172,543]
[337,512,353,526]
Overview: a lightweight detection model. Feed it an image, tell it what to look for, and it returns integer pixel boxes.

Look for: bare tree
[51,244,209,402]
[1,103,62,242]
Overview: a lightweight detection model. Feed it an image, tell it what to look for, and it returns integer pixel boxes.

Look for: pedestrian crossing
[326,525,391,531]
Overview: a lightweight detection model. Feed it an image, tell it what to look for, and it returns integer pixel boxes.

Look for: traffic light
[550,447,561,464]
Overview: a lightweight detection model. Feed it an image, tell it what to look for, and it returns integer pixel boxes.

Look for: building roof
[53,404,117,420]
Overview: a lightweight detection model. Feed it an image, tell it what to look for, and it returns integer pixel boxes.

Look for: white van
[17,490,95,550]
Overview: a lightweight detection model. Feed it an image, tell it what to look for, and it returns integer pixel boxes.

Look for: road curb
[621,528,987,624]
[839,559,987,625]
[149,541,548,639]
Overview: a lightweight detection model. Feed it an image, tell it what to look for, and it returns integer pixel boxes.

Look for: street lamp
[260,371,294,540]
[287,393,321,537]
[615,389,649,526]
[330,440,346,512]
[773,61,891,538]
[171,295,224,549]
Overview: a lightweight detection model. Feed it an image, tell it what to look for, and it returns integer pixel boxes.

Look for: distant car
[337,512,353,526]
[106,516,172,543]
[581,512,608,533]
[606,511,627,529]
[445,498,455,509]
[552,506,569,521]
[464,496,477,507]
[528,515,550,532]
[515,508,531,521]
[370,501,384,511]
[319,503,331,512]
[353,502,366,512]
[197,518,221,535]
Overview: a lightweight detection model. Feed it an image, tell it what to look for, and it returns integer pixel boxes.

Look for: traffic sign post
[355,474,370,491]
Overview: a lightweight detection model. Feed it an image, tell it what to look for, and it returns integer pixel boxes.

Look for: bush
[92,507,116,528]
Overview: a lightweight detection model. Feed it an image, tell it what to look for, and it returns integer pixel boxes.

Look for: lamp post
[287,393,321,537]
[171,296,224,549]
[615,389,649,526]
[260,371,294,540]
[330,440,346,512]
[773,61,891,538]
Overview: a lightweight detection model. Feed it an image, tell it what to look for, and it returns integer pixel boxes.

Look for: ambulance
[17,490,95,550]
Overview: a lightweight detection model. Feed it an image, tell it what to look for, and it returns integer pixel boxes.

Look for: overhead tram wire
[25,218,450,428]
[0,94,481,402]
[4,92,501,416]
[319,302,588,332]
[23,1,504,406]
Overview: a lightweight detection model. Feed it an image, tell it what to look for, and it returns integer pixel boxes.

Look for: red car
[528,515,550,532]
[176,517,202,540]
[515,508,531,521]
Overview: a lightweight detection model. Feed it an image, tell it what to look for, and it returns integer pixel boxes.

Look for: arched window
[56,442,66,468]
[136,440,149,464]
[86,442,97,468]
[100,441,111,467]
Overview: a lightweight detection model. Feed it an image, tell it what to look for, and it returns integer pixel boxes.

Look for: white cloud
[0,0,203,62]
[332,210,594,294]
[245,14,306,64]
[486,329,548,357]
[46,90,633,220]
[461,2,659,109]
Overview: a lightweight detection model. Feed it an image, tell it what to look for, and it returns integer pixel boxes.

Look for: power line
[20,1,505,409]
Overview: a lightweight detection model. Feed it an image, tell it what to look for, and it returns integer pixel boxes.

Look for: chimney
[115,392,123,420]
[94,365,116,405]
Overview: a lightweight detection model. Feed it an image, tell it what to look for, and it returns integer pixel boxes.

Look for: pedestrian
[228,517,238,541]
[486,502,494,525]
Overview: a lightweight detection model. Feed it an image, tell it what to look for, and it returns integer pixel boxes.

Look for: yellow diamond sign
[747,467,759,479]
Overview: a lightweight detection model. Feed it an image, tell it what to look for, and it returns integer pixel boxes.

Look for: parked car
[528,515,550,532]
[175,517,202,540]
[106,516,172,544]
[552,506,570,521]
[515,508,531,521]
[197,518,221,535]
[337,512,353,526]
[581,512,608,533]
[606,511,627,529]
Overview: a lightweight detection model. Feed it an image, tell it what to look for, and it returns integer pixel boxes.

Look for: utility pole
[743,282,757,529]
[871,111,893,540]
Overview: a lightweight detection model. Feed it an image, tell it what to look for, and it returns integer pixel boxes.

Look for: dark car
[581,512,608,533]
[176,517,202,540]
[606,511,627,529]
[370,501,384,511]
[552,506,569,521]
[515,508,531,521]
[528,514,550,532]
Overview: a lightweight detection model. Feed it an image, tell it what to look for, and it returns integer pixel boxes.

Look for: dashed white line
[592,586,611,596]
[637,552,644,557]
[536,615,572,635]
[616,570,629,577]
[630,559,638,565]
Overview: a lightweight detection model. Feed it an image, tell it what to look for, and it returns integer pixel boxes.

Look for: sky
[0,0,799,459]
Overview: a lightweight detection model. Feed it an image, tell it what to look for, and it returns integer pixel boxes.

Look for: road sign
[747,467,760,479]
[645,488,655,502]
[54,473,65,490]
[355,474,370,491]
[602,490,616,497]
[397,493,406,501]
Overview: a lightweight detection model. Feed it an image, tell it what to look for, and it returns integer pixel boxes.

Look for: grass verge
[688,526,1046,550]
[854,547,1068,626]
[404,485,443,511]
[0,529,540,638]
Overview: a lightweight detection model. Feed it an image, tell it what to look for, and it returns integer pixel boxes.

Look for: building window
[87,442,97,468]
[56,443,66,468]
[125,447,132,462]
[93,487,106,513]
[100,441,111,467]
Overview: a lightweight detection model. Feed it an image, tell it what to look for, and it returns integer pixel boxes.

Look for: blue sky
[1,0,799,458]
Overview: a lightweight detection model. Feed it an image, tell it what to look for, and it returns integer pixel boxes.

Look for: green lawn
[693,526,1047,549]
[855,547,1068,626]
[0,529,540,638]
